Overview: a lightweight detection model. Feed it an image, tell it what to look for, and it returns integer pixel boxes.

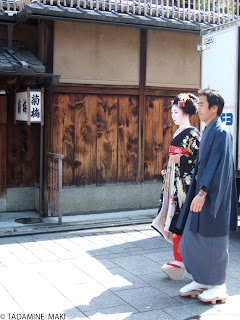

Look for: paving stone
[84,305,138,320]
[122,244,145,251]
[194,315,240,320]
[114,286,182,312]
[0,245,23,266]
[226,260,240,280]
[228,249,240,262]
[65,308,89,320]
[38,261,94,289]
[228,237,240,248]
[97,258,119,269]
[109,254,162,276]
[225,276,240,296]
[120,230,153,241]
[100,233,139,247]
[0,267,69,311]
[213,294,240,316]
[91,250,142,259]
[141,246,173,254]
[228,243,240,253]
[37,238,76,260]
[0,223,239,319]
[143,250,175,264]
[127,237,166,250]
[162,301,216,320]
[84,235,127,251]
[68,236,106,252]
[139,272,190,297]
[77,264,132,289]
[63,282,127,312]
[0,238,18,245]
[52,237,98,258]
[0,292,24,313]
[15,235,36,243]
[93,267,148,291]
[73,255,119,275]
[20,300,76,315]
[19,240,58,262]
[115,309,176,320]
[6,242,41,264]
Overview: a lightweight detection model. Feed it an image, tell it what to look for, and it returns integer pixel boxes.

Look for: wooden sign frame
[15,87,44,126]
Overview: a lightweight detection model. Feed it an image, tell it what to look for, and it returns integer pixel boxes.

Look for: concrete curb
[0,215,156,238]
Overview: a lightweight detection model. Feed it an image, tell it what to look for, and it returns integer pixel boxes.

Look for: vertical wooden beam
[39,88,44,213]
[44,20,54,74]
[7,24,13,50]
[13,89,17,124]
[43,20,54,214]
[27,87,31,125]
[41,88,44,126]
[0,96,7,211]
[138,29,147,184]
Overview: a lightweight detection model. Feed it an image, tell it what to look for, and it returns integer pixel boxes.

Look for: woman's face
[171,104,187,126]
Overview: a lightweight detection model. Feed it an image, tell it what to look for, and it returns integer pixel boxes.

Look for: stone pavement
[0,223,240,320]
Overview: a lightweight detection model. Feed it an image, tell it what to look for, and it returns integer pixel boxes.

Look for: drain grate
[15,218,43,224]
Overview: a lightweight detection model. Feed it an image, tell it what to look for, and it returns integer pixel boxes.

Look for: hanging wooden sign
[15,87,44,125]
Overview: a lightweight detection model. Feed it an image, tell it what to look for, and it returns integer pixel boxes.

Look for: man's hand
[170,154,181,164]
[190,195,206,212]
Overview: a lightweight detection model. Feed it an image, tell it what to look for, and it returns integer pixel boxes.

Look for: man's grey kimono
[177,117,238,285]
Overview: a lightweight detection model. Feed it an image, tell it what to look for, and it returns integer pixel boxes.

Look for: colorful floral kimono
[152,127,201,244]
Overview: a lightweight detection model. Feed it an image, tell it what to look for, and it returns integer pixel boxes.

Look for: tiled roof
[0,40,45,74]
[16,3,214,32]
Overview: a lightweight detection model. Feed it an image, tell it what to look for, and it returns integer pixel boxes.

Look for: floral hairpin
[178,93,190,108]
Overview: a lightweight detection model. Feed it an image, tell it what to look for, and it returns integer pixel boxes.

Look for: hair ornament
[178,93,190,108]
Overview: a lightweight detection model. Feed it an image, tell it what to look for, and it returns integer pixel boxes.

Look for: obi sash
[169,145,189,156]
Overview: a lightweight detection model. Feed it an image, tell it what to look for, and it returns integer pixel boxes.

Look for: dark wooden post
[44,20,54,74]
[138,29,147,184]
[0,96,7,211]
[7,24,13,50]
[42,20,54,215]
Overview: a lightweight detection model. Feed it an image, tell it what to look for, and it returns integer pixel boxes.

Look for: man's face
[198,95,216,124]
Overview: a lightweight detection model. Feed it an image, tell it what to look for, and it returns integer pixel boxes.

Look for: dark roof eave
[0,12,17,24]
[14,4,214,32]
[0,70,58,77]
[0,71,60,86]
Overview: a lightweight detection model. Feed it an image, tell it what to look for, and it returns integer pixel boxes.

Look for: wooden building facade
[0,5,202,215]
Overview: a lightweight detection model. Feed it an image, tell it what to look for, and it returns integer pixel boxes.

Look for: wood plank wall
[51,86,200,186]
[3,87,199,189]
[7,95,40,187]
[0,96,7,197]
[51,93,139,186]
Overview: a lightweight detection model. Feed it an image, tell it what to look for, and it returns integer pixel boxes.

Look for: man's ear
[210,105,218,115]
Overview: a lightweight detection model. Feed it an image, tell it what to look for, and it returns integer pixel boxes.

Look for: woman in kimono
[151,93,200,280]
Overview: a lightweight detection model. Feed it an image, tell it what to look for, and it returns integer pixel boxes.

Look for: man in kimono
[176,88,238,304]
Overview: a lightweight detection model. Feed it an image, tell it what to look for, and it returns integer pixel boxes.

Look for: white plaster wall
[54,21,140,85]
[146,30,200,88]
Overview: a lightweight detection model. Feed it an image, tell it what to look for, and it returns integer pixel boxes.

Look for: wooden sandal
[180,288,208,298]
[161,263,185,280]
[198,294,228,304]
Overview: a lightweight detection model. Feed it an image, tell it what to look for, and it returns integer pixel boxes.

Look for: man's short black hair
[198,88,225,116]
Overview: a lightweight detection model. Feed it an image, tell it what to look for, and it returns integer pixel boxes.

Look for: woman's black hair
[172,93,198,117]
